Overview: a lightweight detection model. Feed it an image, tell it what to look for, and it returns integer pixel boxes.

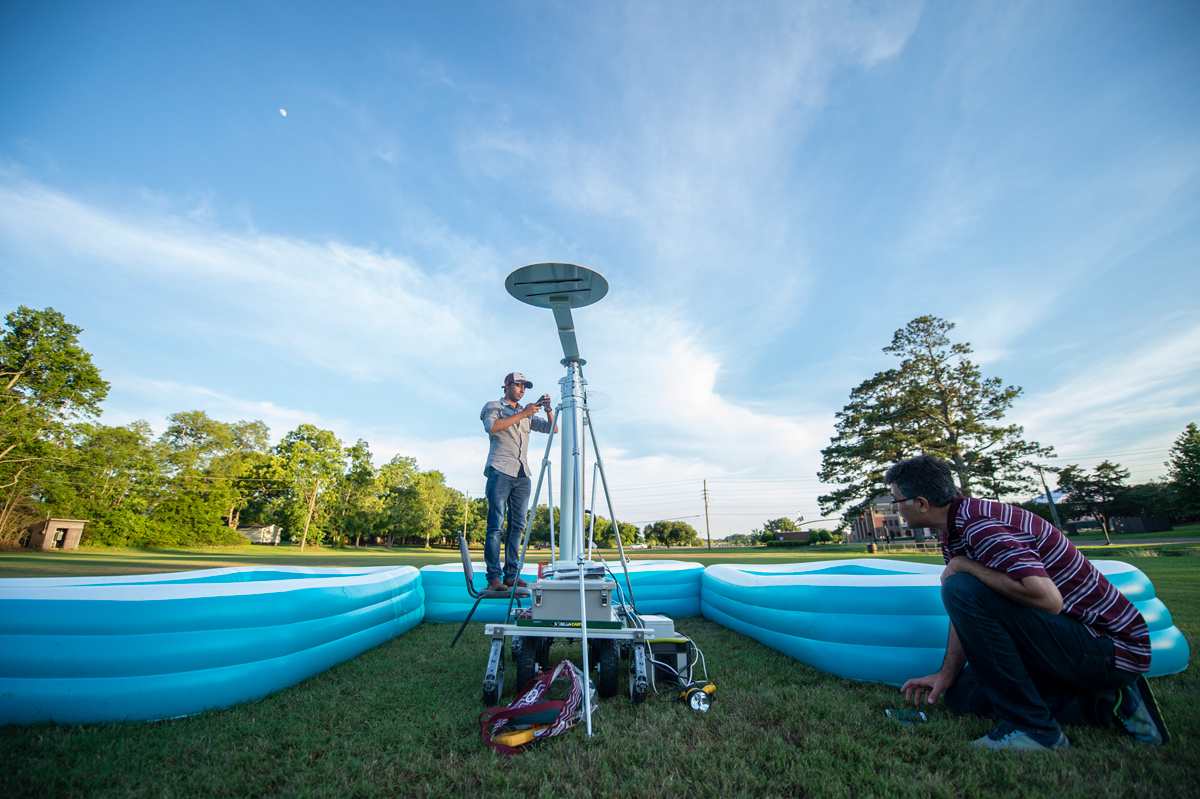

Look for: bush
[808,529,835,544]
[766,540,809,548]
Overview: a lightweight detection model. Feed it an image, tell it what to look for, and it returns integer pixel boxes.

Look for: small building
[237,525,282,545]
[26,519,87,550]
[849,497,932,543]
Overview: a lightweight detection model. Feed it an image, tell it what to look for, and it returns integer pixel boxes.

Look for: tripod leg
[584,403,639,612]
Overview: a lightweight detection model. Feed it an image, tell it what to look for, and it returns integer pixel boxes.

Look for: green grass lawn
[1067,522,1200,543]
[1,548,1196,797]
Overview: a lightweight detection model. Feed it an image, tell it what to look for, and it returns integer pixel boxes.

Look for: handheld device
[885,709,927,726]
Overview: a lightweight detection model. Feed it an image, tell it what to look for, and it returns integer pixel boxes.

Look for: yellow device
[679,683,716,712]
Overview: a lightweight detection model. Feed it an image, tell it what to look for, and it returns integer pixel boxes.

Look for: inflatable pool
[421,560,703,622]
[701,559,1189,686]
[0,565,424,725]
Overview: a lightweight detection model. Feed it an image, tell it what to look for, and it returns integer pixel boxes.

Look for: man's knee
[941,572,989,613]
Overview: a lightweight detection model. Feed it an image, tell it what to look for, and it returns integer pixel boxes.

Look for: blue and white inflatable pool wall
[0,565,424,725]
[701,559,1189,686]
[421,559,703,622]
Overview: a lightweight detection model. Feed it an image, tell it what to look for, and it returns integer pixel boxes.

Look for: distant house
[237,525,282,545]
[26,519,87,550]
[849,496,932,543]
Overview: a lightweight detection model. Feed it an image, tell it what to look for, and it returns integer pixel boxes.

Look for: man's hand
[901,670,955,706]
[941,555,972,582]
[524,395,550,416]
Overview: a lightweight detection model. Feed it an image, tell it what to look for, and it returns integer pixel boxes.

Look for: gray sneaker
[972,724,1070,752]
[1115,675,1170,746]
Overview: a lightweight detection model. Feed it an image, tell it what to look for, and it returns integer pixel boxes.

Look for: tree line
[2,306,706,550]
[818,315,1200,532]
[0,306,495,548]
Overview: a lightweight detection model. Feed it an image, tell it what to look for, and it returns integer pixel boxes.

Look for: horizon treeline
[1,305,660,550]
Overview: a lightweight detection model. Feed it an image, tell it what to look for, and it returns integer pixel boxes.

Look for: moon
[279,109,287,117]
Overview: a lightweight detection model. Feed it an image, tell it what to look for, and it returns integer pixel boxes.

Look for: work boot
[504,575,529,589]
[485,578,505,592]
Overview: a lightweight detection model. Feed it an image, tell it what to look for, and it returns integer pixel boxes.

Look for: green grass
[1068,523,1200,543]
[1,551,1197,797]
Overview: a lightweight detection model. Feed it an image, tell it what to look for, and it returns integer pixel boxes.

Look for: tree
[275,424,346,550]
[758,517,799,542]
[329,439,379,547]
[1057,461,1130,544]
[377,455,419,547]
[1109,481,1179,522]
[590,515,638,548]
[153,411,272,542]
[46,421,165,546]
[390,470,450,548]
[0,307,109,543]
[1167,422,1200,520]
[528,504,560,546]
[819,316,1053,523]
[643,520,701,549]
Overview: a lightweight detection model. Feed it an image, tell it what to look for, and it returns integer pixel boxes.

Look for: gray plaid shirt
[481,398,551,478]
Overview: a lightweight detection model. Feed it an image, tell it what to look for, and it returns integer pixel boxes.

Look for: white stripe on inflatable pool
[701,559,1189,686]
[0,565,424,725]
[421,560,703,622]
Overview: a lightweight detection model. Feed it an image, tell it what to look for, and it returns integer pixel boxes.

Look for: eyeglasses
[889,495,919,509]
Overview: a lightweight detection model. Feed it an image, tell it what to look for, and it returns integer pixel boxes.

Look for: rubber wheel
[516,637,538,689]
[597,639,619,699]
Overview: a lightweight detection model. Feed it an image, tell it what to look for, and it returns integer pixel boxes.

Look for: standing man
[480,372,554,591]
[890,455,1168,751]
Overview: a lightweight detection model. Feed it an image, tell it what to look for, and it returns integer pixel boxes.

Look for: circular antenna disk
[505,263,608,309]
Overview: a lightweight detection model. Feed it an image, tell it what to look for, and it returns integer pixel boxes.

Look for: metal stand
[480,263,655,730]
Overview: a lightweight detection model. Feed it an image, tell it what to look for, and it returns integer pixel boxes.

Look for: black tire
[597,639,619,699]
[516,637,537,689]
[538,637,552,667]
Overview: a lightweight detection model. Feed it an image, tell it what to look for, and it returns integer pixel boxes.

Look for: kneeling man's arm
[901,622,966,706]
[945,556,1063,615]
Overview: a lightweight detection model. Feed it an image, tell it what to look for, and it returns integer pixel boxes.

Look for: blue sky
[2,1,1198,536]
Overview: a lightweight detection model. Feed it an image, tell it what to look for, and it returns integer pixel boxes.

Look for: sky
[2,1,1199,537]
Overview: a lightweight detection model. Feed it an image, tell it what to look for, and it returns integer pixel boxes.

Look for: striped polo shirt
[941,493,1150,674]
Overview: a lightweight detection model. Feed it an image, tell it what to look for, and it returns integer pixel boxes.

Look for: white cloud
[1017,320,1200,479]
[0,175,834,534]
[459,1,923,338]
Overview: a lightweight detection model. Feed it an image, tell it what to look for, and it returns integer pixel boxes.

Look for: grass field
[1,546,1196,797]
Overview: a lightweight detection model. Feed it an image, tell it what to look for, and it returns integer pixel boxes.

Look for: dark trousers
[942,572,1138,737]
[484,468,531,584]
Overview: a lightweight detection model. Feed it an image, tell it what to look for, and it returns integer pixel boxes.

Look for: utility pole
[1036,466,1063,530]
[703,479,712,550]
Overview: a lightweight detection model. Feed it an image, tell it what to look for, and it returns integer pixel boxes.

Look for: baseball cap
[504,372,533,388]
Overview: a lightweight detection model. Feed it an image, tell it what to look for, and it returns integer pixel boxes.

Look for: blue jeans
[941,573,1138,737]
[484,468,531,584]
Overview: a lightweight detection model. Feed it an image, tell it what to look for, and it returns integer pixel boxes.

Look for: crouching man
[891,455,1168,751]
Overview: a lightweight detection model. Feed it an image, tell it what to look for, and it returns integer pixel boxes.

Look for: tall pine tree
[819,316,1053,522]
